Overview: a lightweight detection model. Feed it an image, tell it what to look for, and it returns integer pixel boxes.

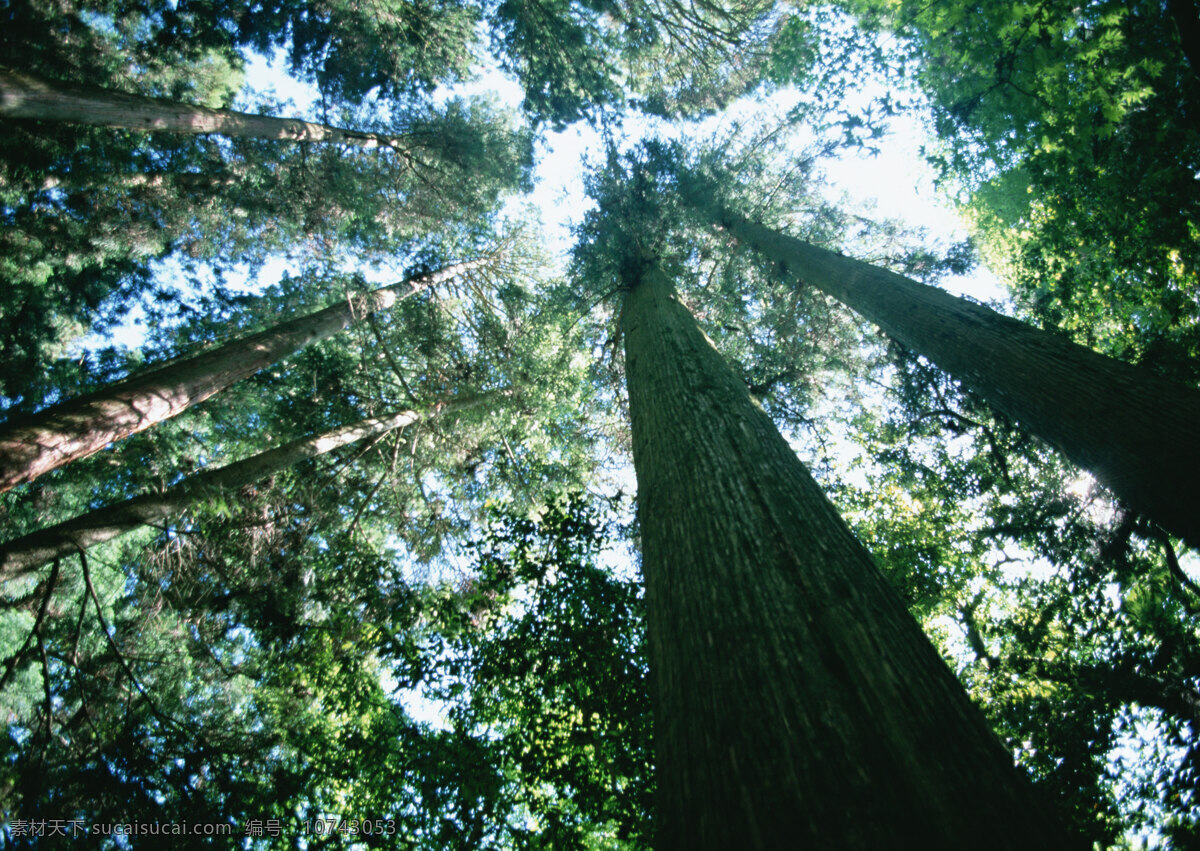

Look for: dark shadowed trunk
[1169,0,1200,74]
[714,208,1200,548]
[0,67,411,148]
[0,394,493,579]
[0,261,484,491]
[621,258,1076,850]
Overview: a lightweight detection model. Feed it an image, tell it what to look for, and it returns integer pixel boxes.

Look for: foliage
[0,487,647,848]
[0,0,534,410]
[423,493,651,849]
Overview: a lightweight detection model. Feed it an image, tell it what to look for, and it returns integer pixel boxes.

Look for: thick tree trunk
[0,67,408,148]
[716,208,1200,548]
[621,261,1076,849]
[0,261,483,492]
[0,394,491,579]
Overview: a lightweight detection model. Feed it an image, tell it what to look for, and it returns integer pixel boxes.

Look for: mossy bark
[621,262,1076,849]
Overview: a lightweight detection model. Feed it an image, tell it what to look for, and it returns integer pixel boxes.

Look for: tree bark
[621,260,1077,849]
[0,394,493,579]
[715,208,1200,548]
[0,261,484,492]
[0,67,409,148]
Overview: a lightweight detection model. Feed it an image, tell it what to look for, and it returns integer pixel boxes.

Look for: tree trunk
[0,261,484,492]
[0,394,492,579]
[715,208,1200,548]
[0,67,409,148]
[621,260,1076,849]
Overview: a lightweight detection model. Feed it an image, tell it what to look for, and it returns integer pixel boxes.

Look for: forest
[0,0,1198,847]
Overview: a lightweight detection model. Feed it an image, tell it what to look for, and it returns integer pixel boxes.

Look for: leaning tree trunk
[621,260,1077,850]
[713,207,1200,548]
[0,67,409,148]
[0,261,484,492]
[0,393,493,580]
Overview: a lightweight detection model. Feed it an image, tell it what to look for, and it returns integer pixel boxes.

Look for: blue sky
[239,47,1009,303]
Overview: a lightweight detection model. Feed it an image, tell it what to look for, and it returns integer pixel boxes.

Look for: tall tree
[843,0,1200,383]
[0,1,534,408]
[821,341,1200,843]
[0,393,497,579]
[573,159,1076,847]
[616,252,1073,849]
[0,259,489,491]
[0,93,531,409]
[0,67,441,148]
[700,203,1200,548]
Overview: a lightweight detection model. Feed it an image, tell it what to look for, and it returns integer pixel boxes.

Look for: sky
[63,48,1001,359]
[238,48,1009,302]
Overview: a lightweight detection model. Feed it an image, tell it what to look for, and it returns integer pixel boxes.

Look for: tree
[702,203,1200,549]
[0,393,498,579]
[817,341,1200,843]
[487,0,788,125]
[0,259,490,491]
[33,0,790,128]
[569,157,1076,846]
[12,0,1193,844]
[614,250,1074,848]
[418,493,652,848]
[0,91,532,408]
[0,2,533,408]
[13,0,479,108]
[0,211,613,843]
[0,67,443,148]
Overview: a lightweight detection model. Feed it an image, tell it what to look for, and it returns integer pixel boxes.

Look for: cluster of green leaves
[422,493,651,849]
[1,486,646,849]
[489,0,793,126]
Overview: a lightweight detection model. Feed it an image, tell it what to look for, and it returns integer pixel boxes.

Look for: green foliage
[0,0,533,410]
[490,0,784,126]
[0,486,647,848]
[426,493,652,849]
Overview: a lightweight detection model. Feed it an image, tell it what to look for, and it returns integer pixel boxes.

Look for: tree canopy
[1,0,1198,847]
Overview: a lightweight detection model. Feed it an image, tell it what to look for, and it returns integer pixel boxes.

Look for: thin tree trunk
[0,260,485,492]
[621,260,1076,849]
[0,393,493,579]
[0,67,409,148]
[715,207,1200,548]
